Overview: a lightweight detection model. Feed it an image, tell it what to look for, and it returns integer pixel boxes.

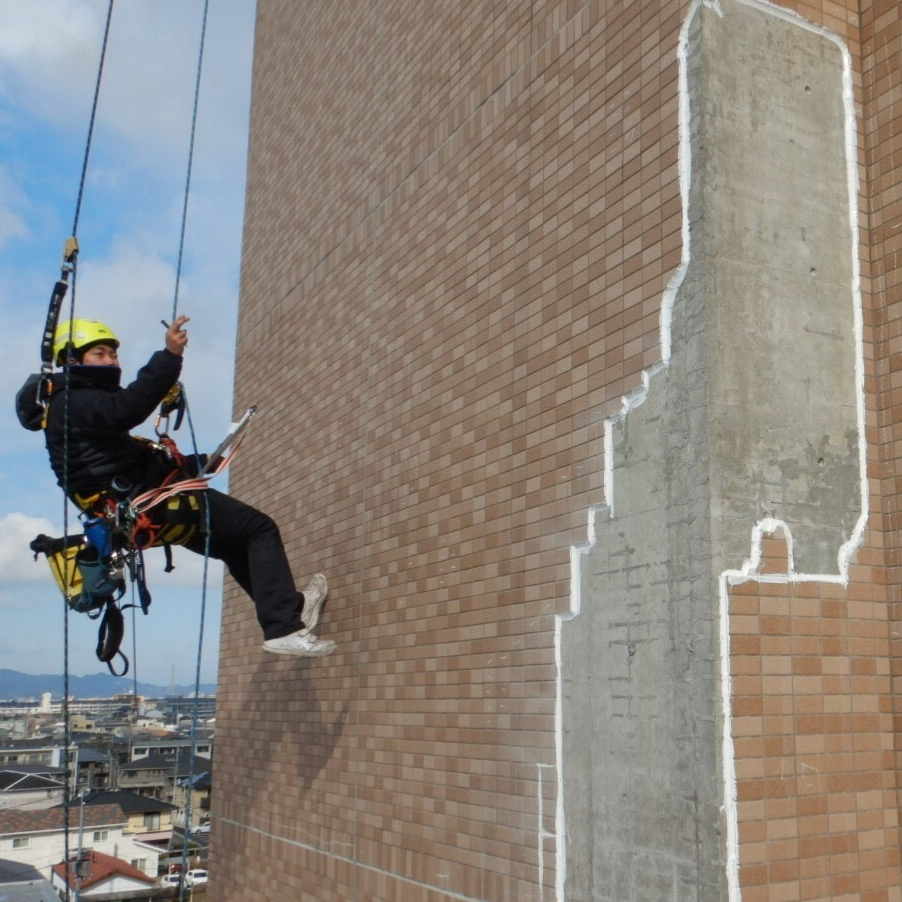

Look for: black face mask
[58,365,123,391]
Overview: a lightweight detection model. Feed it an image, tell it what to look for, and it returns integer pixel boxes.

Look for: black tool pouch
[16,374,47,431]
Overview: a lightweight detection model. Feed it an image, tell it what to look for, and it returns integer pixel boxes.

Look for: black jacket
[44,350,183,500]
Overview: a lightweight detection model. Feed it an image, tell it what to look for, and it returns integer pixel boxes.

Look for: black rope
[61,6,115,898]
[50,1,212,894]
[171,0,211,322]
[131,582,140,699]
[177,396,212,902]
[60,279,77,902]
[164,4,213,894]
[71,0,116,238]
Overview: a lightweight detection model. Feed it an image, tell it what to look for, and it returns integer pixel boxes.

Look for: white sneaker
[299,573,328,636]
[262,630,336,657]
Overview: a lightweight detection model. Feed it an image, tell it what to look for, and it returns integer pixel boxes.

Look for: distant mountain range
[0,669,216,700]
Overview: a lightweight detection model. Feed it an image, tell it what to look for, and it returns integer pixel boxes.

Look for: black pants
[185,488,302,640]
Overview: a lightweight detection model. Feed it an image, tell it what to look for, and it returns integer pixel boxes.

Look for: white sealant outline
[217,815,490,902]
[556,1,865,901]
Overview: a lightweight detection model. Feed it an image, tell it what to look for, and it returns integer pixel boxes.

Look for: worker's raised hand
[165,315,190,356]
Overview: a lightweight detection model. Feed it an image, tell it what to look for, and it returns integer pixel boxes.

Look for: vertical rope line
[168,5,213,891]
[171,0,211,322]
[60,275,78,902]
[62,2,114,887]
[54,2,213,896]
[131,586,139,699]
[177,399,210,902]
[71,0,116,238]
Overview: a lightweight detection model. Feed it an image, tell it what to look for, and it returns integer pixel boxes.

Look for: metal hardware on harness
[21,237,83,430]
[155,381,186,437]
[40,236,79,373]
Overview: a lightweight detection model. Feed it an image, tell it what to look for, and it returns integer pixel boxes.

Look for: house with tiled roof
[0,803,160,881]
[51,848,156,898]
[0,764,65,811]
[0,741,115,793]
[117,752,210,823]
[83,789,177,846]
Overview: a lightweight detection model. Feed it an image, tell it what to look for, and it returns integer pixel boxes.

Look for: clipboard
[199,405,258,476]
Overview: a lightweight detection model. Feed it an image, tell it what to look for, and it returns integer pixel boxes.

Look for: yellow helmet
[53,318,119,365]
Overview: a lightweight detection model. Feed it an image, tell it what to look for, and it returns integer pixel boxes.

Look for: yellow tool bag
[30,533,85,605]
[30,533,125,614]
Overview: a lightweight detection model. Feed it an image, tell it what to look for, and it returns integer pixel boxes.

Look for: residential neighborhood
[0,688,214,900]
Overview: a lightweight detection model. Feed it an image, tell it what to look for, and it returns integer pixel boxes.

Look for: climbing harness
[29,451,168,677]
[28,390,254,674]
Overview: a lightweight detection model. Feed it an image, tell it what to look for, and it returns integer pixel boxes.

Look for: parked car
[192,821,211,835]
[161,873,181,887]
[185,869,208,887]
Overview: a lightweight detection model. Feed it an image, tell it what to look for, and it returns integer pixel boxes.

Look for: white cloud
[0,207,27,248]
[68,237,238,440]
[143,545,224,591]
[0,1,100,90]
[72,240,182,331]
[0,0,255,174]
[0,163,32,249]
[0,512,59,587]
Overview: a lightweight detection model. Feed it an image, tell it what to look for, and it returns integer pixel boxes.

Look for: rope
[61,440,72,900]
[60,5,115,889]
[129,434,247,515]
[61,288,75,902]
[130,583,140,699]
[171,0,211,322]
[71,0,116,239]
[174,396,213,900]
[131,477,209,514]
[165,6,212,893]
[50,0,213,892]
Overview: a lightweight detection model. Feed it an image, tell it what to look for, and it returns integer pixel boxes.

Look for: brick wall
[214,1,902,900]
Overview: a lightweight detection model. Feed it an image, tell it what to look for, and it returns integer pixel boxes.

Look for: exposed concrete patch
[557,1,864,900]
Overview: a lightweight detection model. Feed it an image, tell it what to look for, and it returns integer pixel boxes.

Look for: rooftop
[51,848,155,891]
[0,804,123,836]
[83,789,177,814]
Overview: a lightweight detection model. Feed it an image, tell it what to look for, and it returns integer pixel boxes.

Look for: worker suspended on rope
[39,315,337,658]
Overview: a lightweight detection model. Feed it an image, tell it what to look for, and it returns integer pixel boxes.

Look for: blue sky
[0,0,257,687]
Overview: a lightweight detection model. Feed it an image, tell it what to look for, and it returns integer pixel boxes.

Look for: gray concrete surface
[560,2,859,899]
